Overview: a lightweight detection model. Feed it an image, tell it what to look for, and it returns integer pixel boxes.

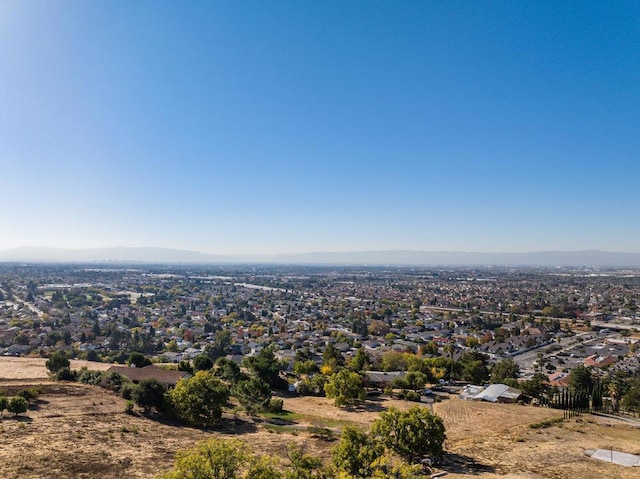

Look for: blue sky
[1,1,638,254]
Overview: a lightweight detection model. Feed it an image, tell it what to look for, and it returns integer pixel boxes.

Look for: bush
[46,351,70,373]
[267,398,284,413]
[403,391,421,402]
[78,369,104,385]
[56,367,76,381]
[7,397,28,416]
[164,438,249,479]
[132,378,167,412]
[372,406,446,462]
[100,371,126,392]
[121,382,137,400]
[128,352,152,368]
[124,400,135,415]
[169,370,230,427]
[17,387,42,404]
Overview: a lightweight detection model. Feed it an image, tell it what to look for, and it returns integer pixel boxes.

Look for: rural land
[1,262,639,478]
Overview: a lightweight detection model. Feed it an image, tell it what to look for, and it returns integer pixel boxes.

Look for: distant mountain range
[1,246,640,267]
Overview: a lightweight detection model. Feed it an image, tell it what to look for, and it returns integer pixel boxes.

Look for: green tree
[322,343,344,367]
[568,364,593,393]
[294,360,319,376]
[381,351,407,372]
[177,360,193,374]
[169,370,230,427]
[216,357,247,384]
[458,351,489,384]
[371,406,446,462]
[233,376,272,414]
[242,346,286,389]
[324,370,366,407]
[284,445,333,479]
[193,354,214,372]
[127,352,152,368]
[0,396,7,418]
[205,329,233,362]
[490,358,520,384]
[332,427,384,478]
[7,396,28,417]
[132,378,167,412]
[164,438,249,479]
[621,383,640,413]
[46,351,70,374]
[520,372,548,400]
[349,347,370,373]
[394,371,427,391]
[246,456,283,479]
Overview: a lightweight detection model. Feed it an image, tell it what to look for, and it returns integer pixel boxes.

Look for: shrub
[78,369,104,385]
[121,382,137,400]
[372,406,446,461]
[0,396,7,418]
[403,391,421,402]
[267,398,284,414]
[17,387,42,404]
[46,351,70,373]
[132,378,167,412]
[7,397,28,416]
[529,417,563,429]
[100,371,126,392]
[56,367,76,381]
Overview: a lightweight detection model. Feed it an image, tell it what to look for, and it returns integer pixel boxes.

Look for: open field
[0,357,112,381]
[1,357,640,478]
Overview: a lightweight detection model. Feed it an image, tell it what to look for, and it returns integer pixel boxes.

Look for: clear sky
[1,1,638,255]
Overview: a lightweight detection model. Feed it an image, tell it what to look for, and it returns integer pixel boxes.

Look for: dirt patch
[0,357,112,381]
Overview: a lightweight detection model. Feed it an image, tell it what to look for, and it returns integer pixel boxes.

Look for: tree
[621,384,640,413]
[246,456,283,479]
[568,364,593,393]
[7,396,28,417]
[607,378,626,412]
[205,329,232,362]
[46,351,70,373]
[458,351,489,384]
[233,376,272,414]
[216,357,247,384]
[284,444,333,479]
[322,343,344,367]
[0,396,7,418]
[332,427,384,478]
[163,438,249,479]
[349,347,370,373]
[324,370,366,407]
[242,346,286,389]
[520,372,548,400]
[294,360,319,376]
[371,406,446,462]
[394,371,427,391]
[128,352,152,368]
[193,354,214,372]
[169,370,230,427]
[381,351,407,372]
[133,378,167,412]
[490,358,520,384]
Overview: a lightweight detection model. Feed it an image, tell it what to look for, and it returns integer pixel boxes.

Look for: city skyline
[1,1,639,255]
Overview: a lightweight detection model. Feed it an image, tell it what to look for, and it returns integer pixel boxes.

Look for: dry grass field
[1,357,639,478]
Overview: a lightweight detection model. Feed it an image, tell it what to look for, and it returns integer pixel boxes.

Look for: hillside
[0,358,639,478]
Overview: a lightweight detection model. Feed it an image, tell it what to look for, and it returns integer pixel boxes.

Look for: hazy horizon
[2,2,639,254]
[3,245,640,268]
